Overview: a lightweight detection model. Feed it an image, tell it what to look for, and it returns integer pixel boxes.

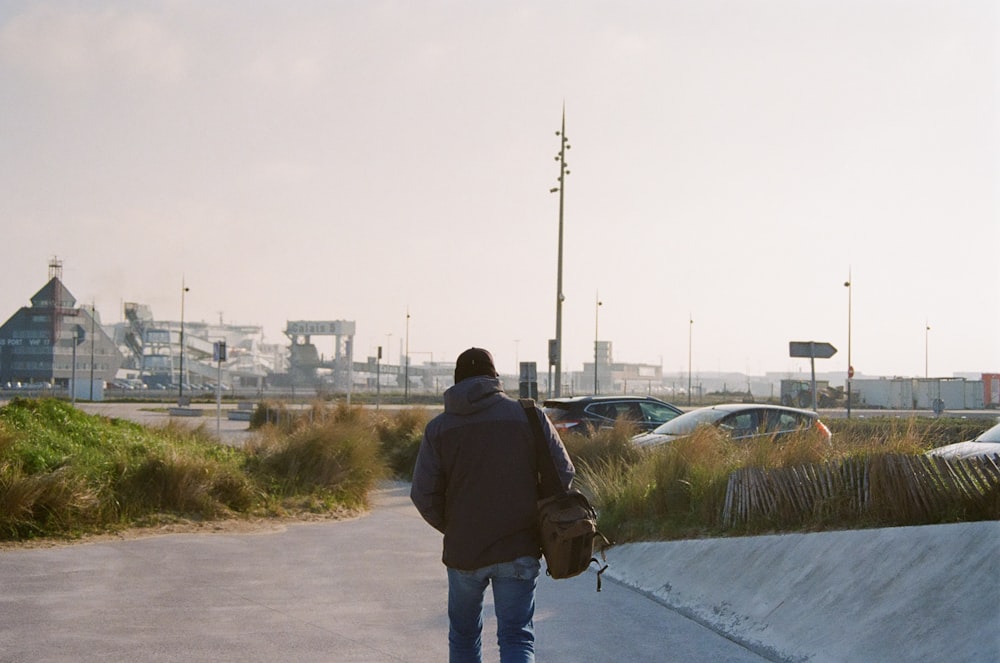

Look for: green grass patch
[0,398,391,542]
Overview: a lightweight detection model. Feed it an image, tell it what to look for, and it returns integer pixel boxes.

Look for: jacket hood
[443,376,504,416]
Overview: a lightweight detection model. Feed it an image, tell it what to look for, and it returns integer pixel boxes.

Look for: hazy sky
[1,1,997,379]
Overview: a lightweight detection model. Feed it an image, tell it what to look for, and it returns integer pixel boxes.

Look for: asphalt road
[0,484,771,663]
[75,401,257,446]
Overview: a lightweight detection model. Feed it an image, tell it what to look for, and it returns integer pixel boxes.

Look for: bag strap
[591,533,611,591]
[519,398,563,498]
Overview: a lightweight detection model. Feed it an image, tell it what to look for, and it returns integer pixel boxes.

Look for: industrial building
[114,302,282,392]
[0,260,122,391]
[0,259,284,396]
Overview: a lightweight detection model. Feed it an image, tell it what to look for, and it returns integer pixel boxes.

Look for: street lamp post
[88,299,95,401]
[376,345,382,411]
[844,272,852,419]
[594,292,602,394]
[404,309,410,403]
[925,322,930,379]
[71,327,78,405]
[178,279,189,405]
[550,105,570,397]
[687,315,693,407]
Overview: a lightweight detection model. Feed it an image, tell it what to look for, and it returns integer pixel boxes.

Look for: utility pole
[404,308,410,402]
[688,315,693,407]
[925,321,930,379]
[551,105,570,397]
[376,345,382,411]
[594,292,602,394]
[89,299,95,401]
[844,271,853,419]
[179,279,189,404]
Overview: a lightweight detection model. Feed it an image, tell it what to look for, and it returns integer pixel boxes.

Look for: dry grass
[246,416,386,510]
[576,416,999,543]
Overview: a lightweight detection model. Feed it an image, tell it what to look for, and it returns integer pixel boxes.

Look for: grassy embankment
[0,398,422,542]
[0,397,995,544]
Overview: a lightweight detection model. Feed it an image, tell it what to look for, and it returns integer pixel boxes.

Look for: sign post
[789,341,837,410]
[519,362,539,400]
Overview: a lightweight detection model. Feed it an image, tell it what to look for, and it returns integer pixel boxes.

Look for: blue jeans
[446,555,541,663]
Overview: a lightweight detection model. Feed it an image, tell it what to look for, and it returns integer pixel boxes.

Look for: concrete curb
[605,521,1000,663]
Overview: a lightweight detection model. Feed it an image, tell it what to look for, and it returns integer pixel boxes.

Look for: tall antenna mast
[48,256,63,280]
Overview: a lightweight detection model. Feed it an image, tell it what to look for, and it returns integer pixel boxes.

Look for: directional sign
[789,341,837,359]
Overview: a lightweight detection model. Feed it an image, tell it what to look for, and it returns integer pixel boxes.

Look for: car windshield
[640,402,681,422]
[975,423,1000,443]
[651,408,727,435]
[541,406,571,422]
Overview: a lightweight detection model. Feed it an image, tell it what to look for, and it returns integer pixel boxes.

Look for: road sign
[789,341,838,411]
[789,341,837,359]
[519,362,538,382]
[519,361,538,400]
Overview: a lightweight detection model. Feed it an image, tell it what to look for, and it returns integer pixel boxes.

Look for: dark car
[541,395,683,435]
[632,403,831,447]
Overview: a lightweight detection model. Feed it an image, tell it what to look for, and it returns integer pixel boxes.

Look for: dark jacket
[410,376,575,570]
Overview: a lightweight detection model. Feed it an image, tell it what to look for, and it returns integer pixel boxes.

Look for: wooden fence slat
[929,455,967,501]
[902,455,934,520]
[725,470,739,527]
[719,452,999,530]
[951,458,981,495]
[842,458,863,513]
[912,455,945,514]
[784,467,803,515]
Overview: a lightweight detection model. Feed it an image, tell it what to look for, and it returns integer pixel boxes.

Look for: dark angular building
[0,269,122,388]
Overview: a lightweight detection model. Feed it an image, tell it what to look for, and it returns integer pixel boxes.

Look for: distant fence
[721,454,1000,528]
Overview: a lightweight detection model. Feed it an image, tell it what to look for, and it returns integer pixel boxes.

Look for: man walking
[411,347,574,663]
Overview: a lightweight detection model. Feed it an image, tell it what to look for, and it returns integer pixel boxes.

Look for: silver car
[632,403,831,448]
[927,422,1000,460]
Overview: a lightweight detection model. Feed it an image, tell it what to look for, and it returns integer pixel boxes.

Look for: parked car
[541,395,683,435]
[632,403,832,447]
[926,422,1000,460]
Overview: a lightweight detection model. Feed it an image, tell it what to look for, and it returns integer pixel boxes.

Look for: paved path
[0,484,770,663]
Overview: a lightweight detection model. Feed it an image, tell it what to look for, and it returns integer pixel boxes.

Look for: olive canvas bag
[520,399,609,591]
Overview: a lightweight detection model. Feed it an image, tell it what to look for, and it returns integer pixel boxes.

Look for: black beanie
[454,347,497,383]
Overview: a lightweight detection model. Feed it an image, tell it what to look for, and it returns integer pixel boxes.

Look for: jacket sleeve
[410,429,447,533]
[540,411,575,490]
